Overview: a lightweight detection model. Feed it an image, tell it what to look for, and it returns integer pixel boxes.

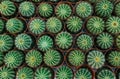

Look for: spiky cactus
[0,1,16,16]
[0,34,13,52]
[15,34,33,50]
[55,3,72,19]
[29,18,45,35]
[115,2,120,17]
[44,49,62,67]
[16,67,34,79]
[76,1,92,18]
[6,18,24,34]
[68,50,85,66]
[46,17,62,33]
[19,1,35,17]
[87,50,105,69]
[37,35,53,52]
[66,16,83,33]
[55,32,73,49]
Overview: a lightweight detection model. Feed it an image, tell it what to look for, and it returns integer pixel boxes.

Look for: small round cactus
[0,66,15,79]
[6,18,24,34]
[29,18,45,35]
[0,19,4,33]
[87,50,105,69]
[55,3,72,19]
[56,66,73,79]
[0,34,13,52]
[25,50,43,68]
[17,67,34,79]
[76,1,92,18]
[32,0,41,2]
[0,52,4,65]
[15,34,33,50]
[46,17,62,33]
[107,51,120,67]
[38,3,53,18]
[66,16,83,33]
[115,2,120,17]
[44,49,62,67]
[0,1,16,16]
[19,1,35,17]
[96,32,113,49]
[4,50,24,68]
[75,67,92,79]
[116,35,120,49]
[95,0,113,17]
[77,34,93,50]
[55,32,73,49]
[68,50,85,67]
[35,67,53,79]
[96,68,116,79]
[106,16,120,34]
[37,35,53,52]
[86,16,105,35]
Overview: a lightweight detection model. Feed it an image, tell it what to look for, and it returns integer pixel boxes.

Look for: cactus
[6,18,24,34]
[95,0,113,17]
[29,18,45,35]
[115,2,120,17]
[66,16,83,33]
[44,49,62,66]
[25,50,43,68]
[56,66,73,79]
[17,67,34,79]
[77,34,93,50]
[116,35,120,49]
[55,3,72,19]
[19,1,35,17]
[38,3,53,18]
[55,32,73,49]
[76,1,92,18]
[0,52,4,65]
[37,35,53,52]
[86,16,104,35]
[46,17,62,33]
[68,50,85,66]
[0,1,16,16]
[0,19,4,33]
[87,50,105,69]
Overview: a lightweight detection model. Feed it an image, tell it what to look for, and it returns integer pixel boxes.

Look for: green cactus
[116,35,120,49]
[86,16,105,35]
[4,50,24,68]
[77,34,93,50]
[44,49,62,66]
[107,51,120,67]
[17,67,34,79]
[95,0,113,17]
[76,1,92,18]
[55,3,72,19]
[37,35,53,52]
[0,1,16,16]
[96,68,116,79]
[35,67,53,79]
[96,32,113,49]
[6,18,24,34]
[38,3,53,18]
[106,16,120,34]
[68,50,85,66]
[66,16,83,33]
[29,18,45,35]
[25,50,43,68]
[55,32,73,49]
[56,66,73,79]
[115,2,120,17]
[87,50,105,69]
[46,17,62,33]
[0,19,4,33]
[0,34,13,52]
[19,1,35,17]
[15,34,32,50]
[0,66,15,79]
[75,67,92,79]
